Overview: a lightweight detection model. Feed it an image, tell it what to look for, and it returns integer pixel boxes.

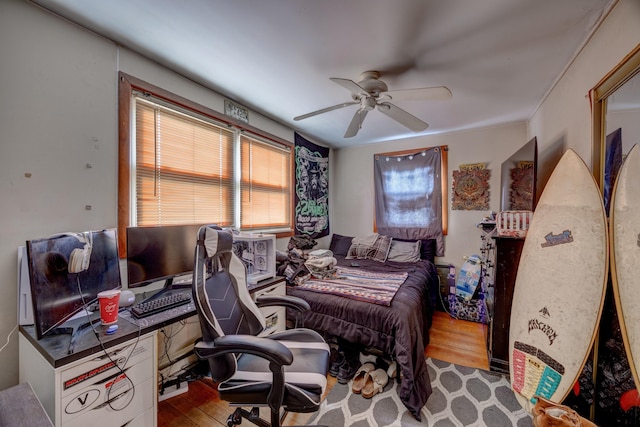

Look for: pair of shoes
[361,368,389,398]
[532,395,598,427]
[352,362,375,394]
[337,351,360,384]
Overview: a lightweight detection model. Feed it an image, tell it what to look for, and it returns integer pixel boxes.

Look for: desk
[19,277,285,427]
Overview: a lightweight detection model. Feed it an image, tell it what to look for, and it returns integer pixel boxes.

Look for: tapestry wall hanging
[510,161,535,210]
[294,133,329,238]
[451,163,491,210]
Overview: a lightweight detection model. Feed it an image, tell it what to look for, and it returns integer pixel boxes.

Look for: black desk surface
[19,290,197,369]
[19,277,284,369]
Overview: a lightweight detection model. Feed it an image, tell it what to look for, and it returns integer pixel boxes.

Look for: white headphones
[68,232,93,273]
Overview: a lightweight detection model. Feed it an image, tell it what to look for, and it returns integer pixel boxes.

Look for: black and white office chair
[192,225,330,427]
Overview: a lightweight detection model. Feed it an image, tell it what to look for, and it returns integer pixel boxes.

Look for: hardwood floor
[158,310,488,426]
[425,310,489,370]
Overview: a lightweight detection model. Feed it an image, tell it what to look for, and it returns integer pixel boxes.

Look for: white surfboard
[610,143,640,389]
[509,149,608,412]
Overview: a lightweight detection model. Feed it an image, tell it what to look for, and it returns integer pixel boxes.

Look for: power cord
[158,321,198,393]
[435,264,457,319]
[0,325,18,354]
[77,275,141,412]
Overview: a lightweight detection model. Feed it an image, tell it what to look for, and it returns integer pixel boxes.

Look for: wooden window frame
[118,72,294,257]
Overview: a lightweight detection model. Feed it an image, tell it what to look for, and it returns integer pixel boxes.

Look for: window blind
[240,134,291,230]
[135,98,235,226]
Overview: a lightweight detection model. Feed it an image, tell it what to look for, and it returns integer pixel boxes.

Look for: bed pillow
[420,239,437,263]
[387,240,421,263]
[395,238,438,263]
[346,234,393,263]
[329,234,353,256]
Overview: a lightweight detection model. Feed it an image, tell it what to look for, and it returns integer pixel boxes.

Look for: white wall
[0,0,305,391]
[529,0,640,187]
[1,0,638,394]
[331,122,527,267]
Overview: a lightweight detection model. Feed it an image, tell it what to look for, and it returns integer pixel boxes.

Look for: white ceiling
[31,0,614,148]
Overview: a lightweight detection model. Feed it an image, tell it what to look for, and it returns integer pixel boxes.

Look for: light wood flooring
[157,311,489,426]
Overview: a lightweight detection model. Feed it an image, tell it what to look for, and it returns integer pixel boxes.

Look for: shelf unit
[479,223,525,374]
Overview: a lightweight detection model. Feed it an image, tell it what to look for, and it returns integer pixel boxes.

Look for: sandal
[361,368,389,399]
[351,362,375,394]
[387,361,397,378]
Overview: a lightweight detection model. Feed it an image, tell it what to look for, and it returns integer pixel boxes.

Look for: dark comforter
[286,255,437,420]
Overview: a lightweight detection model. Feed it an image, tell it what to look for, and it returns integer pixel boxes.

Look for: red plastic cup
[98,290,121,325]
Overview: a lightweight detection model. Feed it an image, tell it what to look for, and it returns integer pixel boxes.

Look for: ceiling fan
[294,71,452,138]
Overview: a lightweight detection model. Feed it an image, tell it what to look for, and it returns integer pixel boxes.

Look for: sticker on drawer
[62,362,152,425]
[62,335,153,391]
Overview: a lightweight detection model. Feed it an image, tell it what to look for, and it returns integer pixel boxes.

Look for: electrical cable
[77,275,141,412]
[435,266,458,319]
[0,325,18,354]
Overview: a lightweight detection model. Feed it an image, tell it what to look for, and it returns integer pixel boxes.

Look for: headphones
[68,232,93,273]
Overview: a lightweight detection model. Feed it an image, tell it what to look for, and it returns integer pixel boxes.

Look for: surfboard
[610,143,640,389]
[508,149,608,412]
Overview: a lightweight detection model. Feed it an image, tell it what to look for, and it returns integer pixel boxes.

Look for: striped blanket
[298,267,408,306]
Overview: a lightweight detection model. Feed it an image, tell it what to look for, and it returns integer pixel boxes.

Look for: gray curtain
[374,147,444,256]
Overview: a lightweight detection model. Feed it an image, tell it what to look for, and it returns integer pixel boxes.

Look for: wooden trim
[441,146,449,235]
[118,72,293,150]
[117,72,295,258]
[117,73,132,259]
[590,43,640,187]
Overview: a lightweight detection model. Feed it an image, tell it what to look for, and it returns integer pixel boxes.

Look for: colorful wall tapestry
[294,133,329,238]
[510,162,535,210]
[451,165,491,210]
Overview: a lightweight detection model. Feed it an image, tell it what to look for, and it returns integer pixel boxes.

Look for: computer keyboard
[130,292,192,319]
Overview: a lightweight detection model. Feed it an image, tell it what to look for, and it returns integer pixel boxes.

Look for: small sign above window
[224,99,249,123]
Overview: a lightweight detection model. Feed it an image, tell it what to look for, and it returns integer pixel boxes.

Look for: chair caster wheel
[227,409,242,426]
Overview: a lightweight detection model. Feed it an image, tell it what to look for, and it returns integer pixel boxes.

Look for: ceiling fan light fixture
[294,70,450,138]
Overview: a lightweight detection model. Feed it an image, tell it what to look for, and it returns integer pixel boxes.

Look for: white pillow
[387,240,421,263]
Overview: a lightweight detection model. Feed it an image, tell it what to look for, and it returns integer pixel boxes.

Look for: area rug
[306,358,533,426]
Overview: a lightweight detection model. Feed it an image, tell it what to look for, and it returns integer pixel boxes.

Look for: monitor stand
[66,313,101,354]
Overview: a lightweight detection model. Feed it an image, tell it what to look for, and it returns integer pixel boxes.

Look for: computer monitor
[126,224,204,289]
[26,228,121,339]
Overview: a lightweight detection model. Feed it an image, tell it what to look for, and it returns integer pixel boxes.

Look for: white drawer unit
[20,332,157,427]
[252,281,286,335]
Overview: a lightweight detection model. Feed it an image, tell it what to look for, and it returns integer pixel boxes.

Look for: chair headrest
[203,227,233,258]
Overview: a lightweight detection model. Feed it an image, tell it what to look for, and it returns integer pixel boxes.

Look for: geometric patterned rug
[306,358,533,426]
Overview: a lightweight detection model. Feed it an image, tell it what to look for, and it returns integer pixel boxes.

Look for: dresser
[480,226,525,374]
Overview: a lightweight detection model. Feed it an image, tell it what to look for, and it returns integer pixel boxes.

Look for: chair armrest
[194,335,293,366]
[255,294,310,312]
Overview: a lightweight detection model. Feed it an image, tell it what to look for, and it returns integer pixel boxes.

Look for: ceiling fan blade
[330,78,369,96]
[344,109,369,138]
[383,86,452,101]
[293,101,357,121]
[377,102,429,132]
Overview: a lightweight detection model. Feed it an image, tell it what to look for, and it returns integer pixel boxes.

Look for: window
[373,146,448,255]
[240,134,291,229]
[118,73,293,255]
[134,97,235,226]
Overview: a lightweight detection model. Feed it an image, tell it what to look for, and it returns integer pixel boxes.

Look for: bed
[285,234,438,420]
